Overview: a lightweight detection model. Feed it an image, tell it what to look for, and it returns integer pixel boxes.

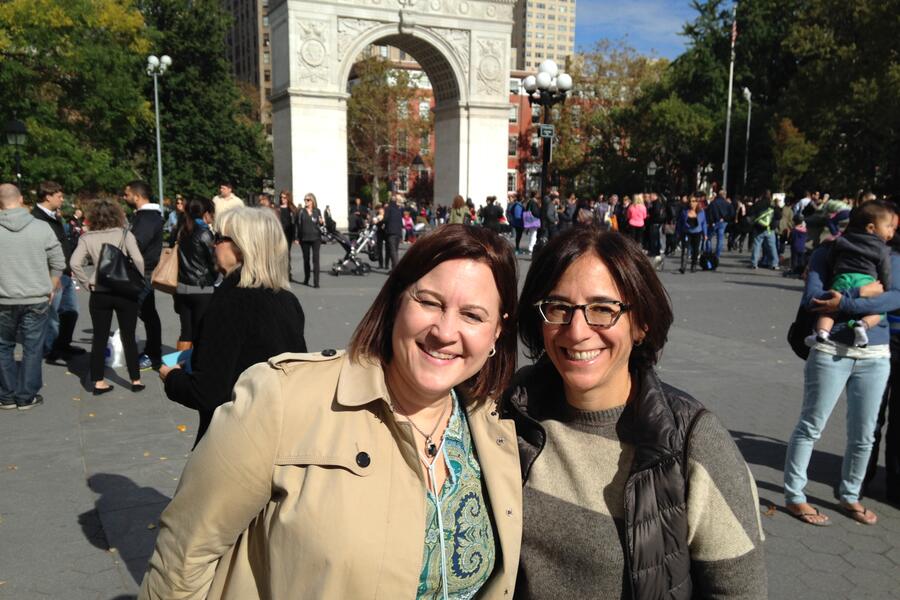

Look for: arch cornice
[336,21,470,103]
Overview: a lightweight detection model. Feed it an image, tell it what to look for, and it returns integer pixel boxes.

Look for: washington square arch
[268,0,515,227]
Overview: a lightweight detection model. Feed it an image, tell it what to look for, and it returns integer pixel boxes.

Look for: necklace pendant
[425,439,438,457]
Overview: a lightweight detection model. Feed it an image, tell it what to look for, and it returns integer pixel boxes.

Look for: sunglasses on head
[213,232,234,245]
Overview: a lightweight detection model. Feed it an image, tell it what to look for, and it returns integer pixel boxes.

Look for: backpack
[786,242,835,360]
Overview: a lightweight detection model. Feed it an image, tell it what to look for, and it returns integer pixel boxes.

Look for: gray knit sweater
[0,207,65,305]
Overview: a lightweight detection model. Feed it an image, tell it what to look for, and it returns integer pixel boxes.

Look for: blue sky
[574,0,698,59]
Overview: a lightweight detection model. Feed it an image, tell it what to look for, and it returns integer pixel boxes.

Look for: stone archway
[269,0,514,227]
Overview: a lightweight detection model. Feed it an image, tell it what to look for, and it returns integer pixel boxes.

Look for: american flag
[730,8,738,49]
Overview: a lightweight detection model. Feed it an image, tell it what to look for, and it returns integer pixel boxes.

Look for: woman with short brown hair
[70,198,145,394]
[508,226,766,599]
[140,224,523,599]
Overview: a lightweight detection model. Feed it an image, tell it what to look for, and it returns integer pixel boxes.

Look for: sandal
[785,505,832,527]
[840,504,877,525]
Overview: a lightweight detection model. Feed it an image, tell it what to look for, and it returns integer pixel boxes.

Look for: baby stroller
[330,221,379,276]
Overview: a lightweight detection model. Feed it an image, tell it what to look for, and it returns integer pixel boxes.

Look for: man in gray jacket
[0,183,65,410]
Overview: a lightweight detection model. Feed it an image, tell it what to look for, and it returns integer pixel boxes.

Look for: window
[508,135,518,156]
[398,168,409,192]
[263,52,270,64]
[419,100,430,119]
[380,46,388,58]
[397,102,408,118]
[560,6,567,12]
[262,16,269,27]
[420,133,430,154]
[507,170,518,193]
[535,23,544,29]
[398,130,407,153]
[530,134,540,158]
[536,32,544,38]
[531,105,541,123]
[547,14,555,20]
[399,50,407,61]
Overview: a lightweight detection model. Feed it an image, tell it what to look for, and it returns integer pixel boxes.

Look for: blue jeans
[750,230,778,268]
[784,348,890,504]
[710,221,728,258]
[0,302,50,404]
[43,275,79,353]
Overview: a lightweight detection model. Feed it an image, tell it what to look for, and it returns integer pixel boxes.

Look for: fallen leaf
[143,452,150,457]
[159,456,168,461]
[176,424,187,432]
[65,371,74,376]
[6,465,17,471]
[72,396,80,402]
[764,504,777,517]
[108,547,117,553]
[0,580,6,586]
[88,412,95,418]
[147,523,157,530]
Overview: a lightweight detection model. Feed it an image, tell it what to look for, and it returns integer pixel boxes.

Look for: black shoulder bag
[97,228,146,298]
[786,242,834,360]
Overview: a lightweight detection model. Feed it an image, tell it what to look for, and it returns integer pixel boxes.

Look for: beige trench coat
[139,351,523,599]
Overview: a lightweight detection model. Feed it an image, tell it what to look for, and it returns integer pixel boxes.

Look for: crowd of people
[3,174,899,598]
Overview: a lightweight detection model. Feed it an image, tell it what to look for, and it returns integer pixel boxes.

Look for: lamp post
[646,160,658,192]
[742,87,751,190]
[4,117,27,184]
[147,54,172,203]
[523,60,573,202]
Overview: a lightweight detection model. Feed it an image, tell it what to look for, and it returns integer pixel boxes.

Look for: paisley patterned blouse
[416,397,496,600]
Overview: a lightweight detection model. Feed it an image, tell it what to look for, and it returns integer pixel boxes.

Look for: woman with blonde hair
[70,198,145,394]
[296,192,324,287]
[159,206,307,445]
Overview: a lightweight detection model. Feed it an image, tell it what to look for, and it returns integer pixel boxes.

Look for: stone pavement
[1,240,898,599]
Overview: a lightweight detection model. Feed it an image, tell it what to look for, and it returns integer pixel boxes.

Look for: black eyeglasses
[213,232,234,245]
[534,300,630,328]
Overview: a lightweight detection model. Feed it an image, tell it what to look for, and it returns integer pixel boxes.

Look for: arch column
[272,91,348,226]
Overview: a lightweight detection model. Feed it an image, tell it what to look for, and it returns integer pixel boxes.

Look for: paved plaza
[1,241,899,599]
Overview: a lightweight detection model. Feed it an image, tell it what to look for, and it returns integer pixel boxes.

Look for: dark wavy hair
[518,226,673,369]
[349,224,518,403]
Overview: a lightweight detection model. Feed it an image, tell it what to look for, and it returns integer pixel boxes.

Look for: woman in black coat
[159,206,307,445]
[296,192,324,288]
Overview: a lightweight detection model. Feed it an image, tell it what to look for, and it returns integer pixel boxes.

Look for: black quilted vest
[505,360,706,600]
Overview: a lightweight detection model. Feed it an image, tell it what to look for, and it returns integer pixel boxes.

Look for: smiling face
[541,252,640,409]
[387,259,502,407]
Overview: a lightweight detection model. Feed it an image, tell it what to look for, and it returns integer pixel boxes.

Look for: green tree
[0,0,152,194]
[138,0,271,200]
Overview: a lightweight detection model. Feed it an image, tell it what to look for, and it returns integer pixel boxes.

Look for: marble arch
[269,0,515,227]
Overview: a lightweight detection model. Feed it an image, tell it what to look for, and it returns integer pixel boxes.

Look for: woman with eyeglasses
[296,192,324,287]
[506,227,766,599]
[172,197,218,352]
[159,206,307,446]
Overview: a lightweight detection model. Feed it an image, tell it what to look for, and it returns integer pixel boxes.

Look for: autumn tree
[346,55,430,204]
[0,0,152,193]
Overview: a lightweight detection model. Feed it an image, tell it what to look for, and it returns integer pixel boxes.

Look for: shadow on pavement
[80,473,171,585]
[725,280,806,293]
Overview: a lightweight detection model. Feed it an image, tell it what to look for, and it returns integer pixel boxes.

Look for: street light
[523,59,573,202]
[646,160,657,191]
[147,54,172,203]
[742,87,752,190]
[4,117,27,184]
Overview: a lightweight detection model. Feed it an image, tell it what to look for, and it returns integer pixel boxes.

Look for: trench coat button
[506,508,513,517]
[490,410,498,417]
[321,348,337,357]
[355,452,371,468]
[496,436,505,445]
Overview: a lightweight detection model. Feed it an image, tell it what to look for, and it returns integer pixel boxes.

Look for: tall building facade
[223,0,273,137]
[512,0,577,70]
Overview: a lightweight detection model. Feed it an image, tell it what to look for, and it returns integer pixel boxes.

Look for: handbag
[151,245,179,294]
[523,211,541,230]
[97,228,146,298]
[787,302,815,360]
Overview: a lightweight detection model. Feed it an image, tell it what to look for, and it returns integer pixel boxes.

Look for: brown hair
[85,198,126,231]
[38,181,62,200]
[518,227,673,369]
[451,194,465,210]
[349,224,518,402]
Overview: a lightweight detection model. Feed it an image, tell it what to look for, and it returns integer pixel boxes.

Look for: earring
[488,345,497,357]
